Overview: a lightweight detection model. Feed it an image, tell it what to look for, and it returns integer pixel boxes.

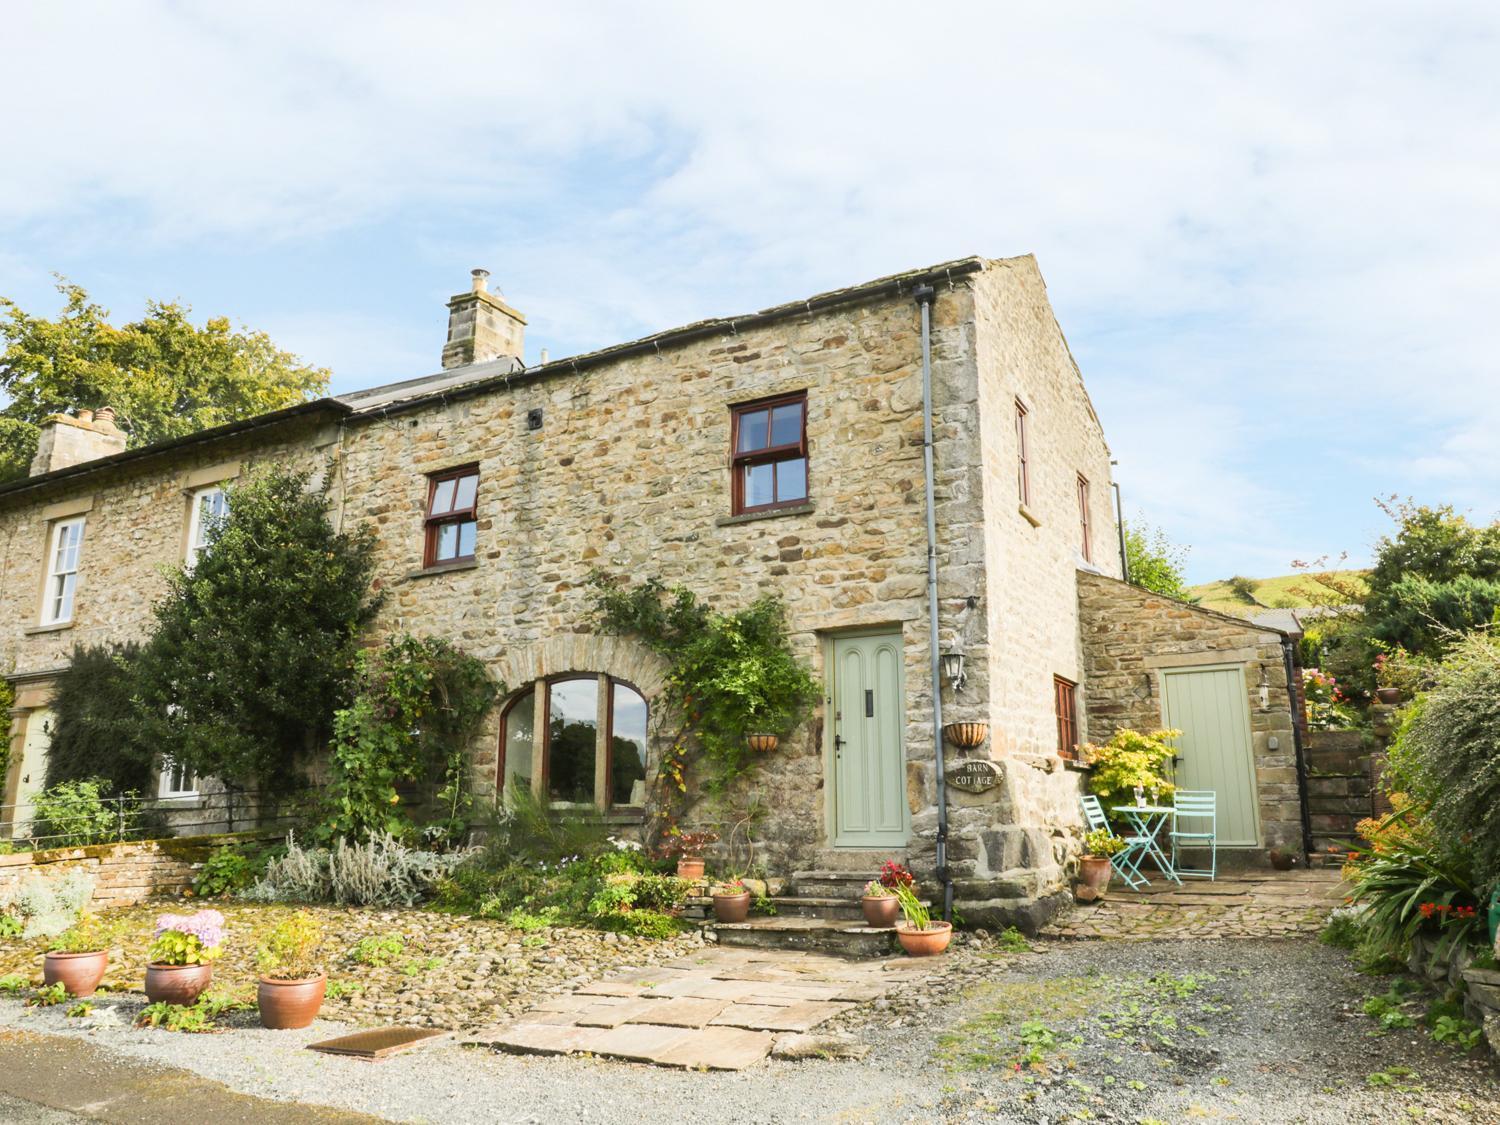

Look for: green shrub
[26,983,67,1007]
[30,779,139,847]
[3,870,94,938]
[1319,910,1363,951]
[193,845,268,898]
[42,645,157,794]
[1080,729,1177,815]
[255,911,323,980]
[0,913,21,939]
[0,974,28,993]
[136,993,251,1032]
[348,934,405,967]
[244,833,470,907]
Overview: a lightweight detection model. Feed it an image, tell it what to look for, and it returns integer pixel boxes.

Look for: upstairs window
[424,466,479,567]
[1015,399,1031,506]
[42,516,85,625]
[731,393,808,514]
[158,758,198,800]
[501,675,649,813]
[186,485,229,570]
[1076,473,1092,561]
[1054,675,1079,756]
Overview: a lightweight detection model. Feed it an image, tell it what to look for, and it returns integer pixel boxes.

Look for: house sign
[948,760,1002,793]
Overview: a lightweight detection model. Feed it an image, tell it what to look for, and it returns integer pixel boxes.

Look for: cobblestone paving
[1043,868,1346,941]
[465,946,934,1070]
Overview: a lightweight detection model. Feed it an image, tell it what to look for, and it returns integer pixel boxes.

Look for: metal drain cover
[307,1026,448,1058]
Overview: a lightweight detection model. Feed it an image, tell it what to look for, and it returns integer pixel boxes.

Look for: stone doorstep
[709,1000,855,1032]
[623,997,729,1028]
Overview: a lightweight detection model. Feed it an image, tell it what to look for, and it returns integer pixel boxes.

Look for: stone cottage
[0,254,1306,931]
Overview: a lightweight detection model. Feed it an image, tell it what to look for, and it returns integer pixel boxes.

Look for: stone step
[789,870,882,898]
[687,895,930,922]
[708,917,899,958]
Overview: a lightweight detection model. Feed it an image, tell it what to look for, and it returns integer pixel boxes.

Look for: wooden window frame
[1015,399,1031,507]
[1054,675,1079,758]
[422,465,480,569]
[185,484,229,571]
[41,516,85,626]
[729,391,809,515]
[1076,473,1092,562]
[498,674,648,815]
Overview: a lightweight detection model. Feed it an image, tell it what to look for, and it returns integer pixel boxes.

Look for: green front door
[828,630,908,848]
[1161,665,1261,847]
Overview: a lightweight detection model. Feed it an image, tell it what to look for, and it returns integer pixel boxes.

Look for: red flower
[1419,903,1436,919]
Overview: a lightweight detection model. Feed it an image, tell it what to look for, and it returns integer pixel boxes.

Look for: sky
[2,2,1497,583]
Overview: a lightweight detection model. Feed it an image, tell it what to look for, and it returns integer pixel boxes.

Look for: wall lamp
[941,651,967,694]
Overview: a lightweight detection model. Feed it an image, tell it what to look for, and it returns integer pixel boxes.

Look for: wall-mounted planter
[943,722,988,749]
[747,733,779,753]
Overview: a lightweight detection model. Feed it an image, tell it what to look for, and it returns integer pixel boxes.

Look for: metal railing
[0,787,310,852]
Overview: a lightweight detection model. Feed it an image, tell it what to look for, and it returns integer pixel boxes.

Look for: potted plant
[665,830,717,881]
[255,911,326,1030]
[1268,843,1300,871]
[1077,829,1126,900]
[860,880,899,927]
[711,879,752,923]
[893,882,951,956]
[145,909,225,1006]
[746,733,779,753]
[43,913,116,998]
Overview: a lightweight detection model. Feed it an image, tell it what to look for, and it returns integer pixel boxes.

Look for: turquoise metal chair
[1169,789,1218,879]
[1080,795,1151,889]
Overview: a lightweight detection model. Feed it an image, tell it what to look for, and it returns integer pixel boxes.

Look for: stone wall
[1077,571,1301,857]
[1302,729,1373,863]
[0,834,266,909]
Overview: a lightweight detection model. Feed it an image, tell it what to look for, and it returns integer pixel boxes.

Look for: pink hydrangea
[154,909,226,950]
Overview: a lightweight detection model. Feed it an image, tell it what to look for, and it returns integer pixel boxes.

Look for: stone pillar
[442,268,527,369]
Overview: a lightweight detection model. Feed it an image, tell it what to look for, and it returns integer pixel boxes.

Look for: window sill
[1018,503,1042,528]
[715,502,816,527]
[405,558,480,581]
[24,621,74,636]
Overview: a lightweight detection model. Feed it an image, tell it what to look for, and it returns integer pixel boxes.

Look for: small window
[1015,399,1031,506]
[1076,474,1092,561]
[1054,675,1078,757]
[500,674,648,813]
[41,516,85,625]
[424,466,479,567]
[730,393,808,515]
[158,759,198,799]
[186,485,229,570]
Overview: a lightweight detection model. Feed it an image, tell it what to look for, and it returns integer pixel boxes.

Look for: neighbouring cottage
[0,255,1304,931]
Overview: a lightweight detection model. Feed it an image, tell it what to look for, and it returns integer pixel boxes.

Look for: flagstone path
[465,946,934,1070]
[1042,867,1346,941]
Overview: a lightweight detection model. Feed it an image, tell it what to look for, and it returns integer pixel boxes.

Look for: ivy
[588,573,818,837]
[322,635,499,845]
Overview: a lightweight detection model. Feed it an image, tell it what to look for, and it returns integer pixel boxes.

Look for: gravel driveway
[1,937,1495,1123]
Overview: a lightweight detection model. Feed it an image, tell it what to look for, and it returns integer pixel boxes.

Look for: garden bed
[0,899,705,1030]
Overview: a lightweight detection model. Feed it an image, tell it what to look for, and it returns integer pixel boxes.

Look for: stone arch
[494,632,669,702]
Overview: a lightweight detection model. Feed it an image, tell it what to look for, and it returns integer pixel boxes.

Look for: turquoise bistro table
[1112,804,1183,886]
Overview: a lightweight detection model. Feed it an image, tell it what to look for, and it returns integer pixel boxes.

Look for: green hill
[1186,571,1368,618]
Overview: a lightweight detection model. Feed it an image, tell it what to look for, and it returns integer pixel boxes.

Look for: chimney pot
[471,268,490,293]
[75,408,95,424]
[95,405,116,425]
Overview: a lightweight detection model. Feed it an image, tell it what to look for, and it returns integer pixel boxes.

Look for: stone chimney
[29,407,127,476]
[442,268,526,370]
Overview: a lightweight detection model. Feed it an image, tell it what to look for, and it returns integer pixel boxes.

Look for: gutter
[913,283,953,922]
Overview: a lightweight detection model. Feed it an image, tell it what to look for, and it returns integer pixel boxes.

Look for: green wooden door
[1161,666,1261,847]
[829,631,908,847]
[10,709,53,840]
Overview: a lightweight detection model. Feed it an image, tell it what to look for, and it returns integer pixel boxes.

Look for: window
[730,393,808,514]
[1076,474,1092,561]
[500,675,649,813]
[1054,675,1079,757]
[186,485,229,569]
[158,759,198,799]
[1015,399,1030,506]
[424,466,479,567]
[41,517,85,625]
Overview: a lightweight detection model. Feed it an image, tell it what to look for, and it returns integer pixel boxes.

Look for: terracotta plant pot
[144,963,214,1006]
[1376,687,1403,705]
[257,973,326,1030]
[1078,855,1113,898]
[747,733,779,753]
[712,891,752,923]
[861,895,900,927]
[943,721,989,749]
[676,857,705,881]
[43,950,109,998]
[1269,849,1297,871]
[896,921,953,957]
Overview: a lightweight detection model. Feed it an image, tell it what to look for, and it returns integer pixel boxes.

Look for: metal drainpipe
[1282,637,1314,860]
[913,284,952,921]
[1113,481,1130,582]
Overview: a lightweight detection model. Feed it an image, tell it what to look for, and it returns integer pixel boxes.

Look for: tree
[1123,521,1192,600]
[132,466,380,795]
[43,644,157,794]
[0,279,328,481]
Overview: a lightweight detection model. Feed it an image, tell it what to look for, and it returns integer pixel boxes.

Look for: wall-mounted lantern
[941,650,967,694]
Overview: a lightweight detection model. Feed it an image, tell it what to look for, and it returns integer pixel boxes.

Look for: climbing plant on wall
[588,572,819,840]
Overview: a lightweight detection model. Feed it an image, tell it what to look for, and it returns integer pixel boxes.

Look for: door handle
[834,735,846,756]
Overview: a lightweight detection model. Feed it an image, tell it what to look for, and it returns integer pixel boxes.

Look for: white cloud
[3,1,1499,579]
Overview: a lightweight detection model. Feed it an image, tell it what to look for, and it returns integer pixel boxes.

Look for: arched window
[500,675,648,813]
